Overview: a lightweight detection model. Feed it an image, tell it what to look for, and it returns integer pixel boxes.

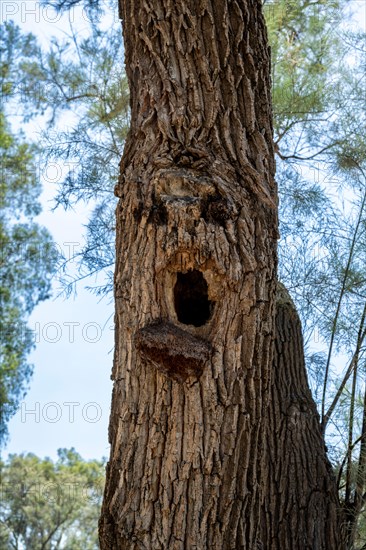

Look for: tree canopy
[0,448,104,549]
[0,24,57,443]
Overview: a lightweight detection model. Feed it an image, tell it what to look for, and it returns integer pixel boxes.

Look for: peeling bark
[136,321,212,383]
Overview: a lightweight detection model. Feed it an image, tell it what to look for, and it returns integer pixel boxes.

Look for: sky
[1,0,366,462]
[2,0,120,461]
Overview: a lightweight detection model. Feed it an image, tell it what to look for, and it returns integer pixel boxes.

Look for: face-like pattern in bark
[101,1,279,548]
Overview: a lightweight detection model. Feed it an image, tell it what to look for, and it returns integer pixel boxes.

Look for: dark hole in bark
[148,200,168,225]
[201,195,232,226]
[174,270,213,327]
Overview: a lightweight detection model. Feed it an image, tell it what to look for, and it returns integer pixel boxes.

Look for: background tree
[0,448,105,549]
[0,24,57,444]
[1,14,128,297]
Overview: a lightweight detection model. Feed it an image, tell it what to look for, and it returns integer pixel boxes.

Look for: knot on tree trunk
[135,321,212,383]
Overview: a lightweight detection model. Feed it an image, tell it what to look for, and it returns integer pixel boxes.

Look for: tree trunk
[99,1,342,548]
[100,0,277,548]
[261,284,344,549]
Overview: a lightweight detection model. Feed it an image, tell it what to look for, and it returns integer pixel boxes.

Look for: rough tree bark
[261,284,344,549]
[99,1,343,548]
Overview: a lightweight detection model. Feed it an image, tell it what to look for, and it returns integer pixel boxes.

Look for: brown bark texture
[261,284,344,549]
[99,0,341,548]
[99,0,277,548]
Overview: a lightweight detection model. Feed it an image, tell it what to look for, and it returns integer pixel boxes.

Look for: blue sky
[2,0,366,462]
[2,0,118,461]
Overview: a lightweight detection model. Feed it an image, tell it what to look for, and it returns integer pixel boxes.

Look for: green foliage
[264,2,366,542]
[0,26,57,445]
[266,0,344,157]
[264,0,366,395]
[0,448,104,549]
[0,21,49,122]
[3,8,128,296]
